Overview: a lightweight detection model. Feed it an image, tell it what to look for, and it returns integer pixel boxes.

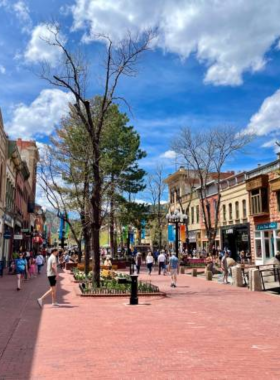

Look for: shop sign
[242,233,249,242]
[256,222,278,231]
[21,229,29,233]
[4,232,12,239]
[188,230,197,243]
[14,234,23,240]
[226,228,234,234]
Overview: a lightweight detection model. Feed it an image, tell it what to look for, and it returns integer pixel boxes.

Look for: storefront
[2,214,14,264]
[254,222,280,265]
[187,230,198,251]
[221,223,250,261]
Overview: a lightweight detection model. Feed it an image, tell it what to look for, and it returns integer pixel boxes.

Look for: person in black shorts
[37,248,59,308]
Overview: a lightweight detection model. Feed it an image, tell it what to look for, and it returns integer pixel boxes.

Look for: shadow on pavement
[0,269,71,380]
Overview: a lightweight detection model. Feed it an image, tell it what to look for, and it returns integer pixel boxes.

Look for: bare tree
[172,126,253,251]
[147,164,168,249]
[39,24,154,286]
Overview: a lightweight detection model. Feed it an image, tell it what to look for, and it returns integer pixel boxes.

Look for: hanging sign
[4,232,11,239]
[14,234,23,240]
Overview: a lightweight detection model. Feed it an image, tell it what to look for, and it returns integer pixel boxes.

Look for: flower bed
[72,269,164,297]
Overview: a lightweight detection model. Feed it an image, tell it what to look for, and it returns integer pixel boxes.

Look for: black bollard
[130,274,138,305]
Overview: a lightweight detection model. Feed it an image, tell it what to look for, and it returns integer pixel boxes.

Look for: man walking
[169,252,179,287]
[158,250,166,275]
[221,251,229,284]
[37,248,60,308]
[135,251,142,274]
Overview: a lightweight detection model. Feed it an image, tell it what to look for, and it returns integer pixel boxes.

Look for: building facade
[246,158,280,265]
[0,109,7,260]
[219,172,250,261]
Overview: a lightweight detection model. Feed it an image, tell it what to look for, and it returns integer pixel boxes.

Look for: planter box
[65,262,78,270]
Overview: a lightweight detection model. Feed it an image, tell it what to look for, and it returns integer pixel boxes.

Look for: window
[191,207,194,224]
[250,188,268,215]
[277,192,280,212]
[242,200,247,218]
[196,205,199,223]
[223,205,226,221]
[213,200,217,212]
[229,203,233,220]
[235,201,239,220]
[275,230,280,252]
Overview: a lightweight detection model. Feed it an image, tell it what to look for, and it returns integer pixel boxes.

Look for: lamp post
[166,209,188,258]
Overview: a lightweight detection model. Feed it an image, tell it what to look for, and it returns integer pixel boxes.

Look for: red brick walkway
[1,266,280,380]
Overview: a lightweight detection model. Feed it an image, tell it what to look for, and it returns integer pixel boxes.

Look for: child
[29,257,36,278]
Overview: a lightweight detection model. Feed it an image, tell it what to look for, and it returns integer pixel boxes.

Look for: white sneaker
[52,303,60,307]
[37,298,43,308]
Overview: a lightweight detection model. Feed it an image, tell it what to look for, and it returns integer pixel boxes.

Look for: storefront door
[264,231,274,261]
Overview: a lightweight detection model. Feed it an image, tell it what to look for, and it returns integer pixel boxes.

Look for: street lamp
[166,209,188,257]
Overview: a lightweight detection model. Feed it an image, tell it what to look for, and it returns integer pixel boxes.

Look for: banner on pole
[130,231,134,244]
[180,225,186,242]
[168,225,175,242]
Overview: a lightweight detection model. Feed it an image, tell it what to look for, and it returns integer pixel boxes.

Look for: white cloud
[160,150,177,159]
[71,0,280,86]
[6,89,74,139]
[24,23,66,67]
[0,0,8,7]
[0,64,6,74]
[245,89,280,136]
[13,1,32,33]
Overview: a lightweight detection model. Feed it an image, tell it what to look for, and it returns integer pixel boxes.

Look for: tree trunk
[84,227,91,275]
[109,193,115,257]
[77,241,82,263]
[92,226,101,287]
[159,229,162,250]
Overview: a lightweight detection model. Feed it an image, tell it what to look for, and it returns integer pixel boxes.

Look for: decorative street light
[166,209,188,257]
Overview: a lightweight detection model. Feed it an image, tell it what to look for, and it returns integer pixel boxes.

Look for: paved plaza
[0,267,280,380]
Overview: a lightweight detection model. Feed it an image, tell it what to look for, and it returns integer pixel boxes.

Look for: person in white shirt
[158,250,166,275]
[37,248,60,308]
[146,251,154,275]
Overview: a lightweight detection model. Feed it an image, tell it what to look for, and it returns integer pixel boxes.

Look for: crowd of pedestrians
[130,249,180,287]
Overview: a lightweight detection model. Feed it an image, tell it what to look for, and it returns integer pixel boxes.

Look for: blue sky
[1,0,280,203]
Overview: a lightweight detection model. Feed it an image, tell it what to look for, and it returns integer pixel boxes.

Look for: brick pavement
[0,266,280,380]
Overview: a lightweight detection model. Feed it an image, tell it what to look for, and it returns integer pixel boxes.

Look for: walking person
[169,252,179,287]
[29,256,37,278]
[37,248,60,308]
[158,250,166,275]
[15,253,27,291]
[221,251,229,284]
[136,251,142,274]
[36,252,44,275]
[146,251,154,275]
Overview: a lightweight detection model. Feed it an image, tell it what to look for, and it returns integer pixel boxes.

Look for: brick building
[16,139,40,242]
[0,110,7,259]
[246,157,280,265]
